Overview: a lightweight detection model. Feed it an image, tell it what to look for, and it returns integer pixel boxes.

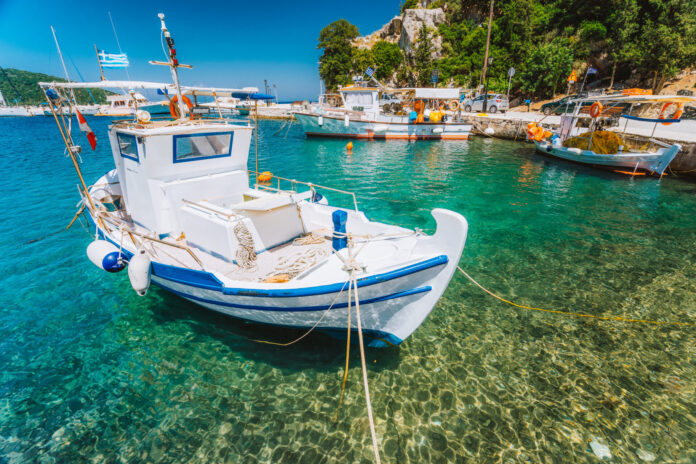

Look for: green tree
[0,68,110,105]
[400,0,418,13]
[351,48,375,76]
[519,37,574,96]
[605,0,639,88]
[372,41,404,80]
[637,0,696,91]
[318,19,360,90]
[414,24,434,86]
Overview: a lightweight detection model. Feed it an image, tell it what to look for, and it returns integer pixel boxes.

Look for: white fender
[87,240,125,273]
[484,127,495,135]
[344,114,349,127]
[432,127,444,134]
[128,249,152,296]
[317,115,323,126]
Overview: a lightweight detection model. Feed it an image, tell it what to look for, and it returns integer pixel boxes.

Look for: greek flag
[586,66,598,75]
[365,66,374,77]
[98,50,129,68]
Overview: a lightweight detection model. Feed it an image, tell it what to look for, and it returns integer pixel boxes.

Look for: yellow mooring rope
[457,266,696,327]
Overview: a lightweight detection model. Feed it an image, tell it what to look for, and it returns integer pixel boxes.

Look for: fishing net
[562,131,624,154]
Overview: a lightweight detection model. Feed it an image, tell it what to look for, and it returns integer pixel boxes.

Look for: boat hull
[534,140,680,175]
[86,188,468,347]
[295,112,471,140]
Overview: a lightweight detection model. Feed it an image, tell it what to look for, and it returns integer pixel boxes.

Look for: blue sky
[0,0,400,100]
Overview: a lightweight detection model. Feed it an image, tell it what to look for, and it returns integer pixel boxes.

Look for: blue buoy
[46,88,60,101]
[409,111,417,122]
[332,210,347,251]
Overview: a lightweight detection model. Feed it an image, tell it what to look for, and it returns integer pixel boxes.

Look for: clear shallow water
[1,116,695,463]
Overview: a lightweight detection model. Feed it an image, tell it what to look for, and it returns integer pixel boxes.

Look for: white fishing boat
[39,15,468,347]
[295,86,472,140]
[96,92,169,116]
[200,96,243,115]
[529,93,696,175]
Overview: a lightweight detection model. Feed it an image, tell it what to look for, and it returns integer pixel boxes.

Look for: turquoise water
[1,116,696,462]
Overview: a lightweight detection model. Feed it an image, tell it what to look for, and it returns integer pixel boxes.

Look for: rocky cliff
[352,8,446,59]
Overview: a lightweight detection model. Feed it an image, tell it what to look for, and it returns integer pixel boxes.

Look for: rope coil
[234,221,258,270]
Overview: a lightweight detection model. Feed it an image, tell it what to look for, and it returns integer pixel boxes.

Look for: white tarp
[38,80,262,98]
[413,88,460,100]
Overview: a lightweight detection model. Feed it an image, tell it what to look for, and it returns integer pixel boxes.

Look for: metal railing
[250,171,359,212]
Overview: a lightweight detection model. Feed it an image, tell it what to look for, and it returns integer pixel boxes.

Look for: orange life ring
[257,171,273,183]
[448,100,460,111]
[658,102,683,125]
[589,102,603,118]
[169,95,194,119]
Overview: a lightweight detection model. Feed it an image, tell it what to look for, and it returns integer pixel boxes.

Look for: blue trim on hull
[85,208,448,298]
[153,279,431,312]
[152,280,407,347]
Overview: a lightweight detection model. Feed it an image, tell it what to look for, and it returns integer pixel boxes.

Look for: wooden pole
[481,0,494,88]
[94,45,105,81]
[45,93,96,213]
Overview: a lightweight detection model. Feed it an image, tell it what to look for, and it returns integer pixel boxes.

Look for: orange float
[622,88,652,96]
[257,171,273,183]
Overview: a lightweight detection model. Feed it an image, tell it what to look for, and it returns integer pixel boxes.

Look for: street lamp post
[482,57,493,112]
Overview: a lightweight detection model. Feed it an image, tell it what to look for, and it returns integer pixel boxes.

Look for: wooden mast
[94,45,106,81]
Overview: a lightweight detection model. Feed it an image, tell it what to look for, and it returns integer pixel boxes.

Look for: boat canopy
[411,88,460,100]
[38,80,274,99]
[570,94,696,104]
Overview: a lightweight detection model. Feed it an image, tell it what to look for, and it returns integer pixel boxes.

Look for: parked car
[460,94,509,113]
[540,95,593,115]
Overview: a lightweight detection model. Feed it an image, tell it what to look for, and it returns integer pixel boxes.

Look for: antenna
[50,26,77,107]
[149,13,193,119]
[108,11,131,80]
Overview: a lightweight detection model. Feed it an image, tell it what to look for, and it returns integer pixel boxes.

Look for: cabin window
[173,132,233,163]
[344,92,373,106]
[117,133,138,162]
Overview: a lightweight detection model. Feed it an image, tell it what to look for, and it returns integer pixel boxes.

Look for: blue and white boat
[530,93,696,176]
[39,15,468,347]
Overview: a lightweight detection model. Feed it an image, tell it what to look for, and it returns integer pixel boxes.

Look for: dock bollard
[332,210,348,251]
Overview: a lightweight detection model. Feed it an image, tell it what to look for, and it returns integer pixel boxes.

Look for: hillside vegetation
[318,0,696,98]
[0,68,109,105]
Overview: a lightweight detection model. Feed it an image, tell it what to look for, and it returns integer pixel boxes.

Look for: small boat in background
[295,85,472,140]
[95,92,169,117]
[0,90,41,117]
[529,93,696,176]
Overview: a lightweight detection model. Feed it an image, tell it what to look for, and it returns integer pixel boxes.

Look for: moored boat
[39,15,468,347]
[295,86,472,140]
[529,93,696,175]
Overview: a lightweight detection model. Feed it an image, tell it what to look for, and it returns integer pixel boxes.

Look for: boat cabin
[107,92,149,110]
[338,86,380,115]
[106,121,311,262]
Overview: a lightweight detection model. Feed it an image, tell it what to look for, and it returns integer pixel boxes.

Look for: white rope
[351,271,381,464]
[293,233,326,245]
[234,221,258,270]
[268,246,330,279]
